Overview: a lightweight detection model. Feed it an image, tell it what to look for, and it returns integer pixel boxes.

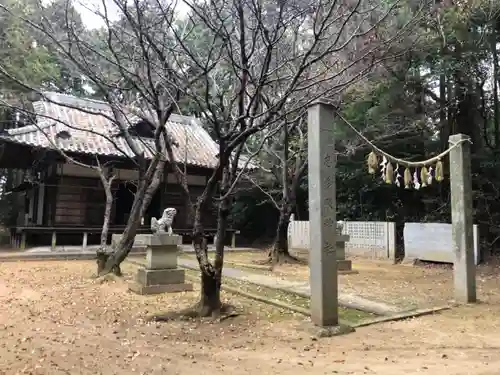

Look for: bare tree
[95,159,118,276]
[0,0,215,275]
[157,0,429,316]
[206,0,431,269]
[1,0,429,316]
[244,114,308,265]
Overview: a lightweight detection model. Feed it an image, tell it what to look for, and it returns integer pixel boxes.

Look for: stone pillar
[307,100,340,327]
[449,134,476,303]
[120,234,193,295]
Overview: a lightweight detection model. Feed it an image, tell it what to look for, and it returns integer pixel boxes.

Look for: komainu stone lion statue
[151,208,177,235]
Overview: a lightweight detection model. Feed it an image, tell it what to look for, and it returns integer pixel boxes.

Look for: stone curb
[178,262,401,316]
[180,248,263,253]
[225,261,273,271]
[286,288,402,316]
[0,252,146,262]
[183,273,451,330]
[351,306,451,328]
[183,272,351,329]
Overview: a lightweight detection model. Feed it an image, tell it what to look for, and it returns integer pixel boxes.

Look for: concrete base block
[337,259,353,271]
[137,268,186,286]
[129,282,193,295]
[339,269,359,275]
[336,239,348,260]
[136,234,182,246]
[301,321,355,338]
[146,245,178,270]
[336,248,346,261]
[130,246,147,253]
[401,257,418,266]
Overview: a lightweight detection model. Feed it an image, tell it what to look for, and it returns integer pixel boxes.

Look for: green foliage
[235,0,500,255]
[0,0,90,226]
[332,0,500,256]
[0,0,60,96]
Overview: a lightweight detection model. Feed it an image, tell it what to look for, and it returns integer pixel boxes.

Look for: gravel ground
[1,260,500,375]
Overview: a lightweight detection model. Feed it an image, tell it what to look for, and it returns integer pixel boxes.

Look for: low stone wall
[404,222,480,265]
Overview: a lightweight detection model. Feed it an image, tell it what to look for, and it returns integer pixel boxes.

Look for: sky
[68,0,190,94]
[73,0,120,28]
[72,0,188,29]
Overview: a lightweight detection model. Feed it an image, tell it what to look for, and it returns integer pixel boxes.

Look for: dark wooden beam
[0,140,215,176]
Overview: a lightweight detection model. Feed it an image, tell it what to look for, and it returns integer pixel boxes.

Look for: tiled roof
[0,92,219,169]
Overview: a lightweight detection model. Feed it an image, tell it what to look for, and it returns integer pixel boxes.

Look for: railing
[10,225,239,251]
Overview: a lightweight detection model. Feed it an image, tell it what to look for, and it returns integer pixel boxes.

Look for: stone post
[307,100,341,329]
[449,134,476,303]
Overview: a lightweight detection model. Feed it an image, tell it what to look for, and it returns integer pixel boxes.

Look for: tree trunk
[168,134,227,316]
[199,265,221,317]
[96,170,120,276]
[192,225,221,317]
[439,71,448,150]
[492,26,499,147]
[188,159,229,317]
[205,185,230,317]
[269,207,292,264]
[196,175,231,317]
[100,157,162,275]
[267,116,307,265]
[269,165,303,265]
[100,177,114,249]
[139,160,165,220]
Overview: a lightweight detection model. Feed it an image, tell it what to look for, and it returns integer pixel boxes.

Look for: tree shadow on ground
[147,303,240,323]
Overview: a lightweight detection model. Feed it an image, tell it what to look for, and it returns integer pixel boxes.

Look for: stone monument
[115,207,192,295]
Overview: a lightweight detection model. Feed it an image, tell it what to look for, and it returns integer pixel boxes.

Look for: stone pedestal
[122,234,193,295]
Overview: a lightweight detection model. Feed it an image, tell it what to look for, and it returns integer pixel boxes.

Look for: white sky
[73,0,120,28]
[72,0,189,29]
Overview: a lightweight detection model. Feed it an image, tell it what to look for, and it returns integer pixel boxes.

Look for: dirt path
[1,261,500,375]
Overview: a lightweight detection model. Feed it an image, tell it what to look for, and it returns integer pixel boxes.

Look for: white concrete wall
[404,222,480,265]
[289,219,396,261]
[289,219,481,265]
